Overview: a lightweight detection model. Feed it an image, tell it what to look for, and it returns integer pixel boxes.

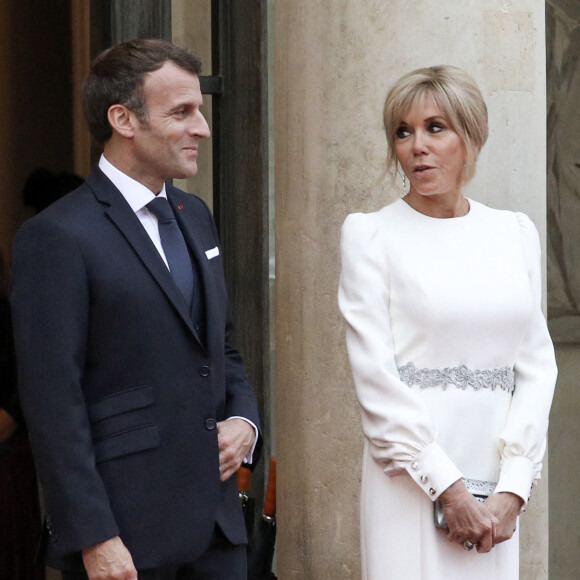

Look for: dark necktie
[147,197,194,308]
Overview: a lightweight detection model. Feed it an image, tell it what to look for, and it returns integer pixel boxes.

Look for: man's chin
[174,164,198,180]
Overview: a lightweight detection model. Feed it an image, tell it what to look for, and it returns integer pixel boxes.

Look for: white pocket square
[205,246,220,259]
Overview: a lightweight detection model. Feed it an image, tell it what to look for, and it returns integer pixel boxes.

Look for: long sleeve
[10,217,120,554]
[338,212,462,500]
[495,213,557,505]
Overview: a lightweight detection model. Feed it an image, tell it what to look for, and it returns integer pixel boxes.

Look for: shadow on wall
[546,2,580,578]
[547,0,580,341]
[21,168,84,214]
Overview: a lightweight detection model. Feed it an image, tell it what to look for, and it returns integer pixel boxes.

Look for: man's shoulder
[23,188,83,227]
[14,172,108,246]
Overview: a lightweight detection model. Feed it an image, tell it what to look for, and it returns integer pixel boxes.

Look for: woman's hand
[485,492,523,546]
[438,480,498,553]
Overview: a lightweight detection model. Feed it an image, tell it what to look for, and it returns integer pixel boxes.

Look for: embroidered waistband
[397,362,514,393]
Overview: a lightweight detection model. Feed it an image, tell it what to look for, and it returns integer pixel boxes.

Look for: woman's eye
[395,127,410,139]
[429,123,445,133]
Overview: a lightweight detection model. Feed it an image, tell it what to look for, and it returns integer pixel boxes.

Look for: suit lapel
[85,169,204,347]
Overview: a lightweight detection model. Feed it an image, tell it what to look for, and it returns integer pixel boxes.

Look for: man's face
[130,61,211,192]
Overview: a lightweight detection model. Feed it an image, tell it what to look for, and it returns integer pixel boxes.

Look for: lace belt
[397,362,515,394]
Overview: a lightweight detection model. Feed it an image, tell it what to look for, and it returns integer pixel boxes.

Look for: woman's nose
[412,131,427,154]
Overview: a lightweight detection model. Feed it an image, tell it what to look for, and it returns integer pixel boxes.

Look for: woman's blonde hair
[383,65,488,183]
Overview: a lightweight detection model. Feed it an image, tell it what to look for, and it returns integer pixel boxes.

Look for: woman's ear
[107,104,137,139]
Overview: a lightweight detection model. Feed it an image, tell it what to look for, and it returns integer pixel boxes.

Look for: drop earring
[402,173,406,188]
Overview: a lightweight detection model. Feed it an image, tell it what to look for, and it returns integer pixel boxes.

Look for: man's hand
[82,536,137,580]
[439,480,498,553]
[0,409,18,444]
[217,419,255,482]
[485,492,523,546]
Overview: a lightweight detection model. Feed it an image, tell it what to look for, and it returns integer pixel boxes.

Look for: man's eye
[174,109,188,118]
[395,127,410,139]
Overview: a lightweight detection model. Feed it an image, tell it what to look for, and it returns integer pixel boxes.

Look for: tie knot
[147,197,175,223]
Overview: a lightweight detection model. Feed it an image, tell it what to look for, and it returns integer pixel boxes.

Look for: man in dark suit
[10,39,261,580]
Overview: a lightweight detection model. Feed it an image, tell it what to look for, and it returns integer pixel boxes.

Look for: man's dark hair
[82,38,202,146]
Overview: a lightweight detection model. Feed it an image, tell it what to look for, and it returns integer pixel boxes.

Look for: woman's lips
[412,165,436,178]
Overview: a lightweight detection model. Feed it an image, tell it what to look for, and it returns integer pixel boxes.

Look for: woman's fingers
[485,492,523,546]
[439,480,497,552]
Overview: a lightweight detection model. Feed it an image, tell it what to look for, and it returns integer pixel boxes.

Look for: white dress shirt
[99,155,171,268]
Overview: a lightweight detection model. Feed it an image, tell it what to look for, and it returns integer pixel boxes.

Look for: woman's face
[395,95,467,200]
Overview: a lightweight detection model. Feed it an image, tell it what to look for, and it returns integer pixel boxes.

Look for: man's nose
[191,112,211,138]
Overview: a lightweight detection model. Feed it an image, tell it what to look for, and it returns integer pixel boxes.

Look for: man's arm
[10,217,120,555]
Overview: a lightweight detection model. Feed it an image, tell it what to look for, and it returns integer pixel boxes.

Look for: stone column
[275,1,548,578]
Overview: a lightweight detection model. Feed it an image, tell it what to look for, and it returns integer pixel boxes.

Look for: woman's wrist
[438,479,469,507]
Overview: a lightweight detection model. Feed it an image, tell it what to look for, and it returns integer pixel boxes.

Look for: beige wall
[549,344,580,578]
[550,344,580,580]
[545,2,580,577]
[275,1,549,578]
[171,0,214,209]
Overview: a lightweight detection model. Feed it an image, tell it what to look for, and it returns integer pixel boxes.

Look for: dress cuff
[402,442,463,501]
[495,456,535,507]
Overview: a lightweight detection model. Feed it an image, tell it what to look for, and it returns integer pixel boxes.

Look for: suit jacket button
[205,418,216,431]
[200,365,211,377]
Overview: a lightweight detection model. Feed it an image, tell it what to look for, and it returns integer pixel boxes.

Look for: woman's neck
[402,192,469,218]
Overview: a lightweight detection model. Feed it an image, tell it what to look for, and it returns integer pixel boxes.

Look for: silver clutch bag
[434,478,497,528]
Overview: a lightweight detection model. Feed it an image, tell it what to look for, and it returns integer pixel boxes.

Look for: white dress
[338,198,557,580]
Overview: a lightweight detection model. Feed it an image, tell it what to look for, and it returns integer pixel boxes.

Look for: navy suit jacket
[10,168,261,570]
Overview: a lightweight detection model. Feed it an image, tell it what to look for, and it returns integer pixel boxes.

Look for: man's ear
[107,104,136,139]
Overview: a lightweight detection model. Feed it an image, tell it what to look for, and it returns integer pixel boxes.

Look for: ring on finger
[463,540,476,551]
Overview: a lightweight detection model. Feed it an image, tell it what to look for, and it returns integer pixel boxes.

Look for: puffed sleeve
[338,212,462,500]
[494,213,557,506]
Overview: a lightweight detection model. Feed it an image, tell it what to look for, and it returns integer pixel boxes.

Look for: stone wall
[275,1,549,577]
[546,1,580,578]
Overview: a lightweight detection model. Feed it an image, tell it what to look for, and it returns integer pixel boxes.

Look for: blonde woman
[338,66,557,579]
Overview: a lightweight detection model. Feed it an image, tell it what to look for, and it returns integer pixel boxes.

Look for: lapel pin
[178,205,184,210]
